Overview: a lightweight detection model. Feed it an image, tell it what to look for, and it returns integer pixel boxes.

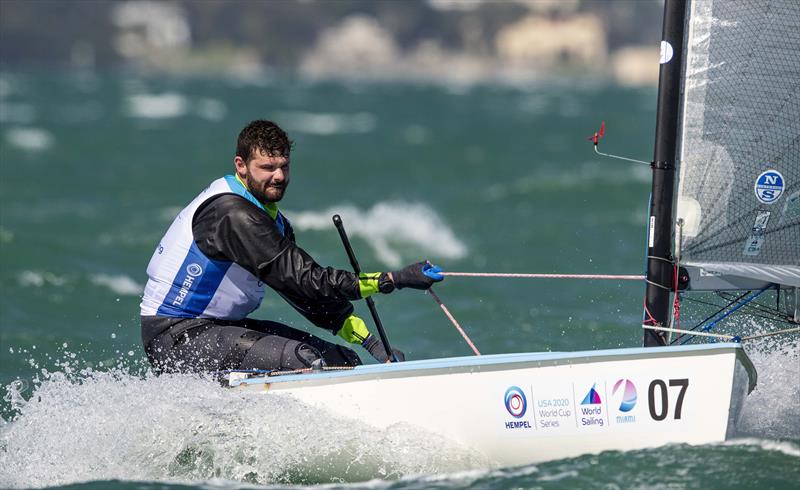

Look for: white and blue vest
[140,175,285,319]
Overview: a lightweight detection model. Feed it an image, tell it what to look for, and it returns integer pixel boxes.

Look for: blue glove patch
[422,263,444,281]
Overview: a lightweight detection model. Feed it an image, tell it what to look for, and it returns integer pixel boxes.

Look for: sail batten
[676,0,800,289]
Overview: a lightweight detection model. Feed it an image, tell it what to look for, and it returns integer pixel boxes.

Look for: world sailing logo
[754,170,785,204]
[581,384,602,405]
[579,383,604,427]
[504,386,527,418]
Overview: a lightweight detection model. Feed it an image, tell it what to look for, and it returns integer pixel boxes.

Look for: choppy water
[1,70,798,489]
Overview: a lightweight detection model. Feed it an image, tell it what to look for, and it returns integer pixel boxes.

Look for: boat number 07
[648,378,689,421]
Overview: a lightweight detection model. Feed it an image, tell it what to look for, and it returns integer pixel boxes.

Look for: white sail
[676,0,800,288]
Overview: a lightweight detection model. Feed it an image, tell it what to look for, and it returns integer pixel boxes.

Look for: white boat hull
[230,343,755,466]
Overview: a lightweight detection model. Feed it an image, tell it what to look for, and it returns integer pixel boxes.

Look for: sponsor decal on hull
[496,375,693,437]
[502,386,533,430]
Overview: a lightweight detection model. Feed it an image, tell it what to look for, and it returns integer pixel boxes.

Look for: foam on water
[721,438,800,458]
[16,271,145,297]
[4,127,54,151]
[287,202,467,268]
[126,92,189,119]
[738,336,800,439]
[195,98,228,121]
[1,335,797,489]
[275,111,376,136]
[17,270,69,288]
[0,368,488,489]
[89,274,144,296]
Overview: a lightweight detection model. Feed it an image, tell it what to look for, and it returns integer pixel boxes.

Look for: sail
[675,0,800,288]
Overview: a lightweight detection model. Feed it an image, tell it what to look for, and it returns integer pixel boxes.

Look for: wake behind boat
[222,0,798,467]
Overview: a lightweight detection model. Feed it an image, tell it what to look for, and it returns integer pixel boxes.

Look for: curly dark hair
[236,120,294,161]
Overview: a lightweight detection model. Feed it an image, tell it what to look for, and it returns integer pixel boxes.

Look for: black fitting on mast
[644,0,687,347]
[650,160,676,171]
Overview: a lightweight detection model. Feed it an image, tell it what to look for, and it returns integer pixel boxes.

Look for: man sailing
[140,120,443,372]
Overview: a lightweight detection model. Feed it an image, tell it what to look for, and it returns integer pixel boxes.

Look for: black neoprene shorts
[141,316,362,373]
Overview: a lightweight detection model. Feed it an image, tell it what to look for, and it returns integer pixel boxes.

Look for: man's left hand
[389,261,444,290]
[362,334,405,363]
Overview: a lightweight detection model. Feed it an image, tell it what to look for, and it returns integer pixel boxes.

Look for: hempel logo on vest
[172,263,203,306]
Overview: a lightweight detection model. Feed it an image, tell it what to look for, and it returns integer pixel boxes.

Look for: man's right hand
[389,261,444,290]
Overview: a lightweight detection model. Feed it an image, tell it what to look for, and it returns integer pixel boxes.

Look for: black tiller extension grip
[332,214,398,362]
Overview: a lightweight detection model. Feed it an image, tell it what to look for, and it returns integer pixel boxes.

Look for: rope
[427,287,481,356]
[645,278,673,291]
[674,291,751,345]
[644,325,800,342]
[267,365,355,376]
[440,272,644,280]
[741,327,800,341]
[644,325,736,341]
[671,262,681,341]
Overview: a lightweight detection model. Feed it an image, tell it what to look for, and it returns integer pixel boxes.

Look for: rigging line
[741,327,800,341]
[440,272,644,280]
[687,209,798,255]
[645,278,673,291]
[426,287,481,356]
[715,294,787,321]
[642,301,659,326]
[671,263,681,340]
[647,325,800,342]
[682,296,785,324]
[592,145,651,165]
[267,365,356,376]
[682,286,774,345]
[646,255,675,265]
[717,290,783,312]
[644,325,736,341]
[689,291,785,319]
[675,290,751,345]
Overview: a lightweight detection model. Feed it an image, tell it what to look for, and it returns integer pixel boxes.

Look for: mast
[644,0,687,347]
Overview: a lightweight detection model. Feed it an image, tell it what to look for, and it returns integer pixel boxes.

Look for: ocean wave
[195,98,227,121]
[721,438,800,458]
[126,92,189,119]
[0,369,486,488]
[0,103,36,124]
[17,271,68,288]
[124,93,226,122]
[89,274,144,296]
[288,201,467,268]
[274,111,376,136]
[485,161,650,200]
[0,226,13,244]
[738,336,800,439]
[4,127,54,151]
[15,271,143,297]
[0,76,13,98]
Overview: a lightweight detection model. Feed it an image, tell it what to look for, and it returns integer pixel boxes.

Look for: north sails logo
[172,263,203,306]
[754,170,784,204]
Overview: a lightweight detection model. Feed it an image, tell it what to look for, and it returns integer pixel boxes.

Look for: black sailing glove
[362,334,405,363]
[390,261,444,290]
